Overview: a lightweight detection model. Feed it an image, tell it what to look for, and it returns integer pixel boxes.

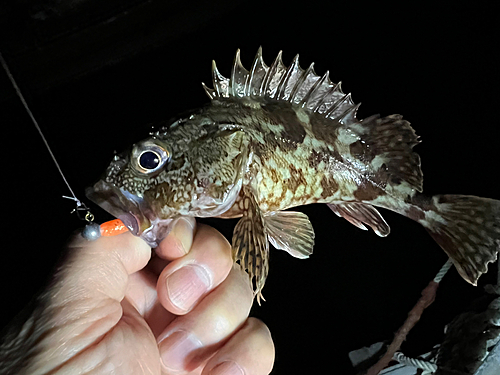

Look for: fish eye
[131,140,170,175]
[139,151,161,170]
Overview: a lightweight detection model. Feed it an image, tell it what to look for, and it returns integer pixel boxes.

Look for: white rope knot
[393,352,437,373]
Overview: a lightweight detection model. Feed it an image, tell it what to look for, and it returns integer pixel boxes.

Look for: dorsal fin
[202,49,423,193]
[202,48,360,125]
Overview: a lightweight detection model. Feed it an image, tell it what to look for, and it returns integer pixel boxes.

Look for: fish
[86,47,500,303]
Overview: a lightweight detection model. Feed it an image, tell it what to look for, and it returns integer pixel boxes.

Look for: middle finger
[157,224,234,315]
[157,265,253,374]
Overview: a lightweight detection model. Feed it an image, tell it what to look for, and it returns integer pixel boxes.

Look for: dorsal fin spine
[248,46,268,97]
[289,62,315,103]
[276,54,300,100]
[231,49,249,98]
[325,92,351,118]
[300,70,329,108]
[316,81,344,113]
[211,60,229,98]
[202,82,215,99]
[262,50,284,98]
[312,81,339,113]
[339,102,361,125]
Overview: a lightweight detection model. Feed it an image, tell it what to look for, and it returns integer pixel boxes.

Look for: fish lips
[85,180,145,234]
[86,180,173,247]
[85,180,163,242]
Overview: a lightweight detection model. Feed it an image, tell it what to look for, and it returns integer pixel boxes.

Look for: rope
[434,258,453,283]
[390,259,497,374]
[393,352,437,373]
[387,259,452,374]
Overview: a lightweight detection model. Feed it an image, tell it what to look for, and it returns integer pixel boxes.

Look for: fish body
[87,48,500,302]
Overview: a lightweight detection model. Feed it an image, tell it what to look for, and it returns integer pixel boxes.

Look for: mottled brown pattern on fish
[353,182,385,201]
[187,99,323,212]
[288,165,306,194]
[349,139,376,163]
[405,205,426,221]
[169,100,418,216]
[267,168,280,185]
[249,143,324,211]
[251,147,326,210]
[218,191,245,218]
[212,102,353,210]
[320,174,339,198]
[261,101,307,147]
[308,112,342,145]
[308,149,324,169]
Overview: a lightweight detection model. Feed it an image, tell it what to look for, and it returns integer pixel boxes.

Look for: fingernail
[210,361,245,375]
[172,217,195,255]
[159,330,203,372]
[166,264,211,312]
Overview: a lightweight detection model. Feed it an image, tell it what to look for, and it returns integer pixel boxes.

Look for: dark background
[0,1,498,373]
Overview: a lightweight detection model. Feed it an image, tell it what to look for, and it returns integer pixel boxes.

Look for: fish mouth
[85,180,174,247]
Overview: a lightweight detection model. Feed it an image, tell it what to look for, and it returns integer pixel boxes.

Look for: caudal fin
[423,195,500,284]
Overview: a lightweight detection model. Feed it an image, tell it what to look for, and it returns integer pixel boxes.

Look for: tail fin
[423,195,500,284]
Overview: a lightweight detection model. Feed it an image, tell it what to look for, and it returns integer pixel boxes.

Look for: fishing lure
[86,48,500,302]
[82,218,129,240]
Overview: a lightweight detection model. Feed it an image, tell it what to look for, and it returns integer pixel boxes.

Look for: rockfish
[87,48,500,302]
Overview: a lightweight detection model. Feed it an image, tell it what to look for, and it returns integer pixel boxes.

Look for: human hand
[0,219,274,374]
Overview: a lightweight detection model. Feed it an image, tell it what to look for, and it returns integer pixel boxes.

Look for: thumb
[53,231,151,304]
[6,232,153,372]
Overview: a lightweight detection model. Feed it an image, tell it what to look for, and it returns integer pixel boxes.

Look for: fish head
[86,116,248,247]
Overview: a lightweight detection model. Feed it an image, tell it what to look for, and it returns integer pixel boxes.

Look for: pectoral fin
[265,211,315,259]
[328,202,390,237]
[232,187,269,304]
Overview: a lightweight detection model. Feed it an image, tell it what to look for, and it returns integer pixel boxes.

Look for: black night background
[0,1,498,373]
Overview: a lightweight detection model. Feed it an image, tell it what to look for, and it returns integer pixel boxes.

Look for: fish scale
[87,48,500,303]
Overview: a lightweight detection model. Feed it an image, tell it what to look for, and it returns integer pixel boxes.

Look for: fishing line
[0,53,86,210]
[0,52,127,239]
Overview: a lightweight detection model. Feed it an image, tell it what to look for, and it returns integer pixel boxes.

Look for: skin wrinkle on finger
[166,263,213,313]
[157,266,253,373]
[59,246,129,304]
[42,233,151,327]
[174,217,196,255]
[125,271,159,316]
[82,232,152,275]
[209,361,244,375]
[124,260,178,338]
[157,225,233,315]
[120,235,154,274]
[159,257,215,315]
[156,217,197,260]
[13,234,154,374]
[60,233,152,302]
[202,318,275,375]
[44,299,161,375]
[15,300,125,375]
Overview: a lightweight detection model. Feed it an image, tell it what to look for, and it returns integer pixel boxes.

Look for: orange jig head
[82,219,129,240]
